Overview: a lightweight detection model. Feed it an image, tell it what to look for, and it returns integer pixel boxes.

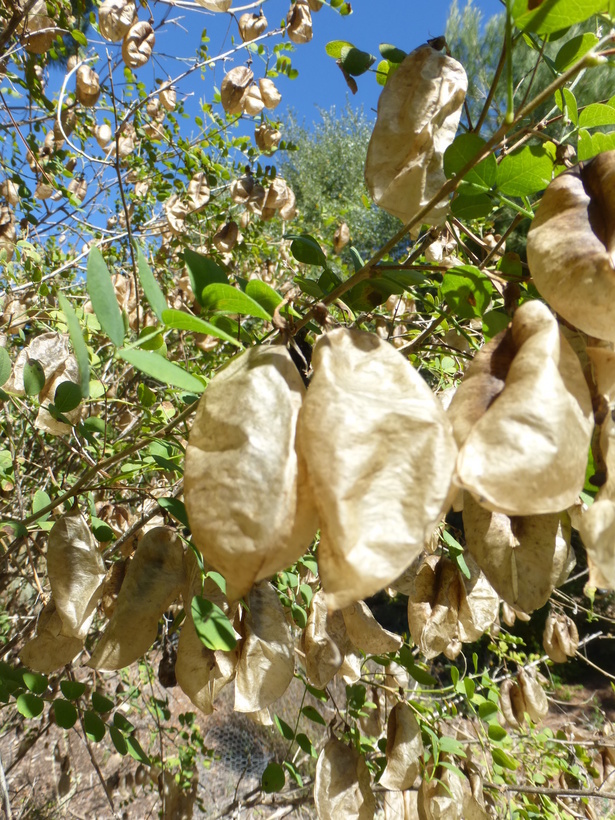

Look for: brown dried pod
[221,66,254,115]
[68,177,87,203]
[417,761,488,820]
[187,172,210,212]
[194,0,231,9]
[499,679,525,728]
[122,21,155,69]
[259,78,282,109]
[76,65,101,107]
[184,346,317,601]
[314,738,376,820]
[213,221,239,252]
[302,589,352,688]
[159,85,176,111]
[333,222,350,254]
[234,582,295,712]
[297,329,457,609]
[307,0,323,9]
[379,703,423,791]
[95,124,113,150]
[35,354,82,436]
[20,600,84,674]
[0,206,16,261]
[1,180,18,207]
[543,611,579,663]
[164,194,188,234]
[448,300,593,516]
[19,0,56,54]
[342,600,402,655]
[242,84,265,116]
[5,332,69,395]
[407,554,462,660]
[279,187,297,221]
[286,0,313,45]
[238,12,267,42]
[231,174,254,203]
[365,45,467,228]
[99,0,136,42]
[580,499,615,590]
[527,151,615,343]
[264,177,290,211]
[255,123,282,154]
[518,668,549,723]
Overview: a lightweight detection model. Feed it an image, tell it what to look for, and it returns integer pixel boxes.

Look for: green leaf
[325,40,354,58]
[16,692,44,718]
[53,698,78,729]
[438,735,467,757]
[296,732,317,757]
[488,723,508,742]
[58,293,90,398]
[0,348,11,387]
[479,701,499,722]
[86,247,125,348]
[450,193,493,220]
[161,308,242,347]
[492,747,519,770]
[398,646,437,686]
[158,497,189,528]
[482,310,510,341]
[201,283,271,320]
[443,134,496,192]
[109,724,128,755]
[125,735,150,765]
[262,761,285,793]
[273,714,295,741]
[91,691,114,713]
[291,603,307,629]
[578,128,615,161]
[191,596,237,651]
[71,29,87,46]
[294,276,323,299]
[555,33,599,72]
[579,103,615,129]
[22,671,48,694]
[512,0,607,34]
[23,359,45,396]
[496,145,553,197]
[441,266,492,319]
[60,680,86,700]
[301,705,326,726]
[340,45,376,76]
[117,349,205,393]
[53,381,82,413]
[32,489,51,521]
[379,43,406,63]
[83,709,106,742]
[245,280,283,316]
[285,234,328,267]
[375,59,392,86]
[113,712,135,734]
[91,517,114,542]
[284,760,303,787]
[135,244,168,321]
[183,249,228,307]
[554,88,578,125]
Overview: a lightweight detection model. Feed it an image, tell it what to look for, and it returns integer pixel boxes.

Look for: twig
[0,749,12,820]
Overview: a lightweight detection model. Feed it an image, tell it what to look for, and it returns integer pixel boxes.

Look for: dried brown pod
[463,491,574,613]
[5,332,69,395]
[122,21,155,69]
[365,45,467,228]
[279,187,297,221]
[35,353,82,436]
[88,528,185,670]
[264,177,290,211]
[297,329,457,609]
[417,760,488,820]
[333,222,350,254]
[342,600,402,655]
[379,703,423,791]
[302,589,352,688]
[0,206,16,261]
[46,509,105,638]
[20,600,84,674]
[95,124,113,150]
[164,194,188,234]
[159,85,176,111]
[231,174,254,203]
[286,0,313,45]
[307,0,323,9]
[242,84,265,117]
[314,738,376,820]
[238,12,267,42]
[184,346,317,601]
[99,0,136,42]
[187,172,210,212]
[527,151,615,343]
[448,300,593,516]
[19,0,56,54]
[255,123,282,154]
[580,499,615,590]
[518,668,549,723]
[499,679,525,728]
[543,611,579,663]
[259,78,282,109]
[194,0,231,9]
[1,180,18,207]
[76,65,101,108]
[213,221,239,252]
[234,582,294,712]
[221,66,254,115]
[407,554,462,660]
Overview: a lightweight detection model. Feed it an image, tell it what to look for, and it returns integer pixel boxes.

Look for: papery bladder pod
[184,345,317,601]
[296,328,458,610]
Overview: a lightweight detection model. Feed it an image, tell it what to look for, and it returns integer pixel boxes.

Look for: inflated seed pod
[238,12,267,42]
[220,66,253,115]
[76,65,101,107]
[122,21,155,69]
[20,0,56,54]
[543,611,579,663]
[99,0,135,41]
[184,346,318,601]
[194,0,231,9]
[187,172,210,212]
[159,85,176,111]
[213,221,239,252]
[518,668,548,723]
[255,123,282,154]
[242,84,264,116]
[286,0,312,45]
[259,78,282,109]
[95,124,113,150]
[314,739,375,820]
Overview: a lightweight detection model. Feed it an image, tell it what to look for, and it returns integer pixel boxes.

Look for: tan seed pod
[88,528,185,670]
[159,85,176,111]
[238,12,267,42]
[259,78,282,109]
[76,65,101,107]
[20,600,84,674]
[234,582,294,712]
[242,84,265,117]
[527,152,615,343]
[463,491,574,613]
[255,123,282,154]
[194,0,231,8]
[0,206,16,261]
[342,600,402,655]
[213,221,239,252]
[314,738,376,820]
[35,354,83,436]
[286,0,313,45]
[187,172,210,212]
[67,177,87,203]
[122,21,155,69]
[302,589,353,688]
[499,679,524,728]
[5,332,69,395]
[448,300,593,516]
[1,180,18,207]
[543,611,579,663]
[379,703,423,791]
[307,0,323,9]
[95,124,113,149]
[407,554,462,660]
[333,222,350,254]
[418,762,488,820]
[457,552,499,643]
[279,187,297,221]
[184,346,318,601]
[231,174,254,203]
[19,0,56,54]
[365,45,467,228]
[221,66,254,115]
[384,791,420,820]
[164,194,188,234]
[518,668,548,723]
[46,509,105,638]
[264,177,290,211]
[99,0,136,42]
[297,328,457,610]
